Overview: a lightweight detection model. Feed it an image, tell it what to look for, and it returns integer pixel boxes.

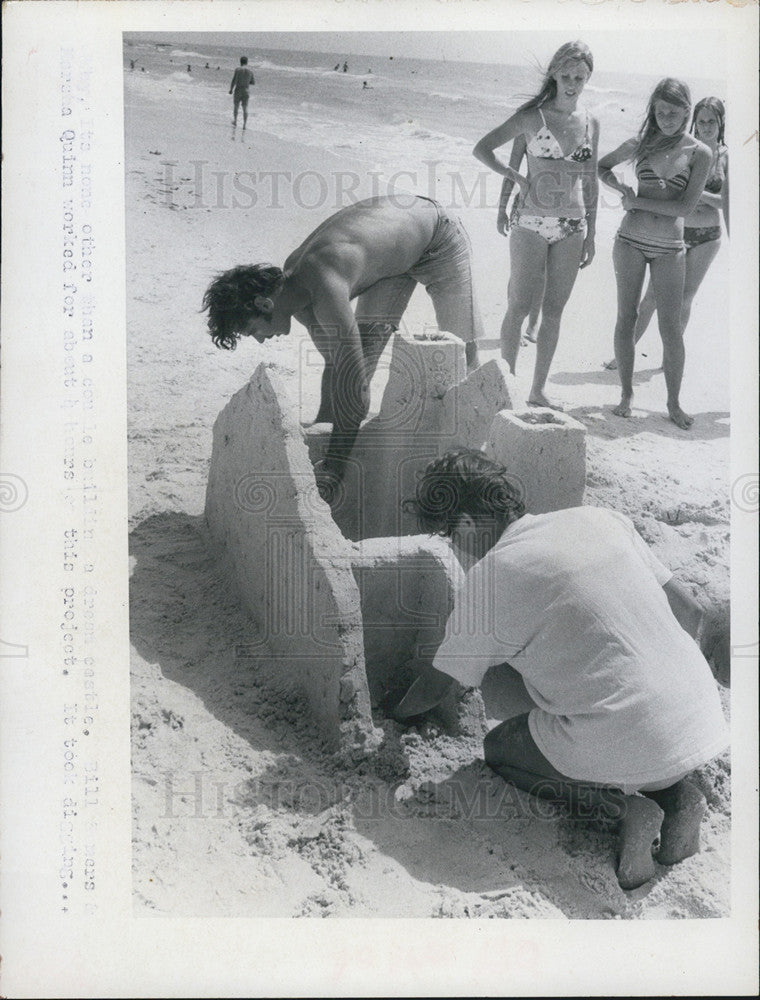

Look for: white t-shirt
[433,507,729,788]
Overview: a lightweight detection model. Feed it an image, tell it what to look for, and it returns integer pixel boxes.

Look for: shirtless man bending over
[202,195,483,491]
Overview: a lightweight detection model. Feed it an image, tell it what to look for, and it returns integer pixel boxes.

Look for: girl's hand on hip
[621,191,637,212]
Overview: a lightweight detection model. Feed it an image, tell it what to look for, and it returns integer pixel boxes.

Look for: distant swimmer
[343,61,348,72]
[130,59,136,71]
[229,55,255,130]
[202,196,485,493]
[334,63,340,71]
[187,64,192,74]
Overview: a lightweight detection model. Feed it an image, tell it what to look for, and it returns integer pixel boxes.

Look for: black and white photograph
[1,0,758,995]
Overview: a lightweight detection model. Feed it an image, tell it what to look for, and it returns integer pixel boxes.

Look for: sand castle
[205,332,586,758]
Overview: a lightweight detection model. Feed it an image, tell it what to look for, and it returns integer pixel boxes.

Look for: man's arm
[307,272,369,487]
[663,578,730,687]
[229,69,237,94]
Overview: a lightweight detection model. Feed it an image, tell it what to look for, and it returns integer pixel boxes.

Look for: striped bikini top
[526,109,592,163]
[636,153,690,192]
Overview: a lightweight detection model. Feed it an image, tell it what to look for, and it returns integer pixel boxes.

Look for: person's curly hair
[201,264,284,349]
[407,449,525,538]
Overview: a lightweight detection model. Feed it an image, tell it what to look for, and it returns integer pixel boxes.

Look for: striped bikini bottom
[615,231,685,261]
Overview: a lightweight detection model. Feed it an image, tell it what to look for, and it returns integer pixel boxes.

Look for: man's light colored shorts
[354,199,484,343]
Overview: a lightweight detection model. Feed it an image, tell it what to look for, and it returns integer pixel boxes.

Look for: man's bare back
[284,196,438,297]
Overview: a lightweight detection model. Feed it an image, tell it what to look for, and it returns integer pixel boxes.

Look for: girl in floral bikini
[603,97,729,373]
[473,41,600,410]
[598,79,712,430]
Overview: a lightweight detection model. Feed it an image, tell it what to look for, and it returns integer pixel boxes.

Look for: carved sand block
[350,534,463,709]
[205,363,381,755]
[440,357,526,453]
[485,407,586,513]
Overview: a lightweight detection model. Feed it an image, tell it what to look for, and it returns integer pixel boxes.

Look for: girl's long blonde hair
[516,41,594,115]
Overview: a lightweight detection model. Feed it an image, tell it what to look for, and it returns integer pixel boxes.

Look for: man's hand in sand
[393,664,454,720]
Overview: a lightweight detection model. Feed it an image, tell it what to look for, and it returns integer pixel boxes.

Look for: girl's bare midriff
[522,153,590,218]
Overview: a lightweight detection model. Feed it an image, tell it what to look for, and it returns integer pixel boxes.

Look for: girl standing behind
[598,79,711,428]
[473,41,599,410]
[604,97,728,371]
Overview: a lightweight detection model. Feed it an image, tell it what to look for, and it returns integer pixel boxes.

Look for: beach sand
[126,68,730,918]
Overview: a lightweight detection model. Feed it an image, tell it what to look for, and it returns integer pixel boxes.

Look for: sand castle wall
[205,333,586,755]
[205,365,379,754]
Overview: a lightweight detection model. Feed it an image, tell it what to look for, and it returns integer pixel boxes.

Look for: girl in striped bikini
[598,79,711,429]
[603,98,729,373]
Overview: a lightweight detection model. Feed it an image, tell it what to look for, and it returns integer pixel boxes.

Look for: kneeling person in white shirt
[396,449,729,890]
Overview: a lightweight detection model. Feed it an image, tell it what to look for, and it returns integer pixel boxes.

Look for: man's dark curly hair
[201,264,284,349]
[408,449,525,538]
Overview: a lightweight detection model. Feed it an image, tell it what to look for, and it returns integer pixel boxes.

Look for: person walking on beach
[603,97,729,372]
[202,195,484,493]
[598,79,711,429]
[473,41,599,410]
[396,449,729,891]
[229,56,255,130]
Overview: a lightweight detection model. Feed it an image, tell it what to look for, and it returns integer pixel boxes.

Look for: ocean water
[124,35,724,192]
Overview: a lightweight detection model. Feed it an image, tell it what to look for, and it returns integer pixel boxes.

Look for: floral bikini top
[525,108,593,162]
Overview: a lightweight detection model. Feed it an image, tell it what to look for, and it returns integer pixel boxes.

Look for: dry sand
[127,72,730,918]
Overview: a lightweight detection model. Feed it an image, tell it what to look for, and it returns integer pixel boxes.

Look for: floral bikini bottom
[511,208,587,246]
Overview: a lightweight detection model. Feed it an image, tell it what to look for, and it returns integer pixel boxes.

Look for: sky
[155,28,726,88]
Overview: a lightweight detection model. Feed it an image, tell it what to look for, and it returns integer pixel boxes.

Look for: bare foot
[616,795,664,891]
[612,395,632,418]
[528,393,564,412]
[603,358,618,371]
[668,404,694,429]
[524,324,539,344]
[647,780,706,866]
